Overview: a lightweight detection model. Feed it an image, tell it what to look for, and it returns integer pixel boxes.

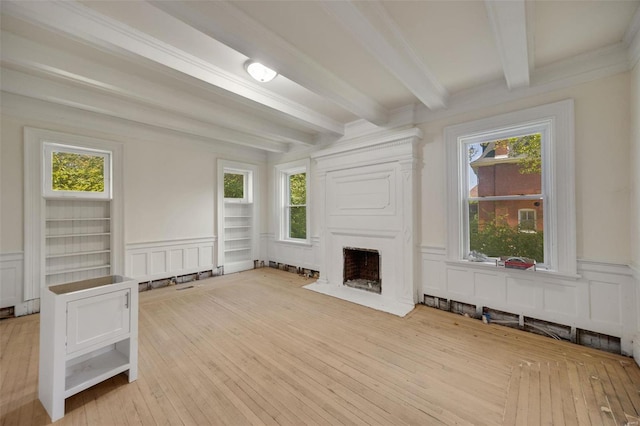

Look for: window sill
[445,259,581,280]
[276,239,313,248]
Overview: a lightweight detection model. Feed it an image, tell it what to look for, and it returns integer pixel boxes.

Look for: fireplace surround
[304,128,422,316]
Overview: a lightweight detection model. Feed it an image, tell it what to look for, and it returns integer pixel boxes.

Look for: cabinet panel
[66,289,130,354]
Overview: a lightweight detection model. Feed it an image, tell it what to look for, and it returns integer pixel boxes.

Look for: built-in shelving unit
[223,202,253,267]
[45,199,111,286]
[39,275,138,422]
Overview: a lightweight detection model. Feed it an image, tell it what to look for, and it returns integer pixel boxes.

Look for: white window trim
[275,159,310,244]
[43,142,112,200]
[445,99,576,275]
[223,168,251,203]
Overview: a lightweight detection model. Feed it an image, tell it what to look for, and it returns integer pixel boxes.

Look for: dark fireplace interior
[343,247,381,294]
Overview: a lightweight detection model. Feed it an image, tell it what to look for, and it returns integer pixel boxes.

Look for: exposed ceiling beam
[319,0,448,111]
[0,31,315,147]
[150,0,389,127]
[1,68,289,153]
[485,0,531,90]
[1,0,344,136]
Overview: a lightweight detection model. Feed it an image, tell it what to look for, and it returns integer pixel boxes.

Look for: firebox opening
[343,247,381,294]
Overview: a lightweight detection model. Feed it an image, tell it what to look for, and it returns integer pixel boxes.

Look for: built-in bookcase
[223,202,253,266]
[45,199,112,286]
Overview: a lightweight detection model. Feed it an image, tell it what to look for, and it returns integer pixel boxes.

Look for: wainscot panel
[420,247,637,355]
[126,237,216,282]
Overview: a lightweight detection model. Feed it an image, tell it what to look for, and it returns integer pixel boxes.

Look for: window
[43,143,111,199]
[446,100,576,274]
[465,131,544,262]
[518,209,537,232]
[276,160,310,243]
[224,172,245,200]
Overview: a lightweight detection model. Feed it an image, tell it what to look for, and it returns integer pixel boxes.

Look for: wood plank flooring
[1,268,639,425]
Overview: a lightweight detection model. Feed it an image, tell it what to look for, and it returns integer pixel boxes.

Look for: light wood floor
[2,268,640,425]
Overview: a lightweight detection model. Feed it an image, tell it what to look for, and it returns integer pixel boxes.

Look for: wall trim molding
[420,248,638,355]
[126,236,217,251]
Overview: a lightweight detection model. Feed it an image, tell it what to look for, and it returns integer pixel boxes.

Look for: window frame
[223,169,251,203]
[518,208,537,232]
[276,159,310,244]
[445,100,576,275]
[43,142,112,200]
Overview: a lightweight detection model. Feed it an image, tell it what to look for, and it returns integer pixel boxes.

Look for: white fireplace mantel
[305,128,422,316]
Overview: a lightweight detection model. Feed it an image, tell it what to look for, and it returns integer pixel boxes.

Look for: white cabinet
[39,275,137,422]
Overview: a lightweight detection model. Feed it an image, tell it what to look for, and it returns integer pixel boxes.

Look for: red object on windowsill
[504,257,536,270]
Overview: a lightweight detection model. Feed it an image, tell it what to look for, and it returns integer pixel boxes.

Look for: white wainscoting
[0,252,39,316]
[421,246,637,355]
[1,252,23,309]
[265,234,321,271]
[125,237,216,282]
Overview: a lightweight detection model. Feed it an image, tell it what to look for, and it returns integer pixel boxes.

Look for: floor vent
[577,329,621,354]
[0,306,14,320]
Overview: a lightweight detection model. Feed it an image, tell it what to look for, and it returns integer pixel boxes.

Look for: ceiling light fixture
[244,60,278,83]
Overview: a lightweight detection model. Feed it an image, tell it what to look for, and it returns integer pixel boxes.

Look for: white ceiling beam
[319,0,448,111]
[485,0,531,90]
[1,68,289,153]
[0,31,315,147]
[1,0,344,136]
[150,0,389,127]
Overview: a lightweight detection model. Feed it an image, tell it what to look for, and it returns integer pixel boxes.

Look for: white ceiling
[1,0,639,153]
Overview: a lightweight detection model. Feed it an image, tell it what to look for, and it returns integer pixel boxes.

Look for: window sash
[43,142,112,200]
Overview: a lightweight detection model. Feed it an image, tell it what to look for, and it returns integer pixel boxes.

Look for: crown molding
[2,0,344,136]
[320,0,448,111]
[415,42,630,125]
[1,92,268,163]
[485,0,530,89]
[151,0,388,127]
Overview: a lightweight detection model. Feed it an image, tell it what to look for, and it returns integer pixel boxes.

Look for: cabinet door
[66,289,130,354]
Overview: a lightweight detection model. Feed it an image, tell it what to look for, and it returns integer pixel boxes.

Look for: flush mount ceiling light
[244,60,278,83]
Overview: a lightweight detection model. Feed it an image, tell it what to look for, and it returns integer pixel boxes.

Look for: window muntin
[464,132,545,263]
[43,143,111,199]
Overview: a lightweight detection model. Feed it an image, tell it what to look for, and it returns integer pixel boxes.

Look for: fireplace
[304,128,422,317]
[343,247,381,294]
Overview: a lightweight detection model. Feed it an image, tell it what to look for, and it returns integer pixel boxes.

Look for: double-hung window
[276,159,310,243]
[446,100,576,274]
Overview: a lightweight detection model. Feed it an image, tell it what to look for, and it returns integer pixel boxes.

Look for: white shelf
[46,232,110,239]
[47,218,111,222]
[225,215,251,218]
[224,247,251,252]
[46,265,111,276]
[46,250,111,259]
[224,225,251,229]
[64,349,129,398]
[224,237,251,241]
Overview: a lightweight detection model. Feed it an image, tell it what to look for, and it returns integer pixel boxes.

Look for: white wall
[0,95,268,303]
[631,61,640,362]
[420,72,631,264]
